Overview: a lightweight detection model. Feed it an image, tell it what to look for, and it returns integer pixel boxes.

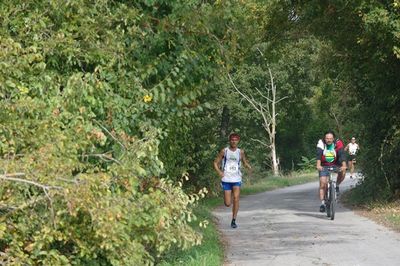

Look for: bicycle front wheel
[329,183,336,220]
[326,184,331,218]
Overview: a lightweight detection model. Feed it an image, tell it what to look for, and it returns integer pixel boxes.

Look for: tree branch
[0,174,63,190]
[250,138,268,147]
[275,96,289,104]
[228,74,262,114]
[93,120,126,152]
[43,188,56,228]
[255,87,273,102]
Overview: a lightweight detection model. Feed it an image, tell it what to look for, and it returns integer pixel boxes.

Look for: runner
[213,133,252,228]
[345,137,360,179]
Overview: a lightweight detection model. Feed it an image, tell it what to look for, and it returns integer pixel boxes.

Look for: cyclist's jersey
[348,143,359,155]
[317,139,345,166]
[221,147,242,183]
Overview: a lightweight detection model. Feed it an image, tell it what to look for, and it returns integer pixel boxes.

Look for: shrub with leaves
[0,0,216,264]
[0,78,205,264]
[297,156,317,171]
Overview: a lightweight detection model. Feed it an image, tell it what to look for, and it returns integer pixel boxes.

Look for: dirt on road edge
[341,191,400,233]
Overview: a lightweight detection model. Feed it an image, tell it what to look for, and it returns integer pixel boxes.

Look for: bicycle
[324,166,338,220]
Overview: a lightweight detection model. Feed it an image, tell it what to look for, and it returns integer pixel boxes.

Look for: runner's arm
[213,149,225,178]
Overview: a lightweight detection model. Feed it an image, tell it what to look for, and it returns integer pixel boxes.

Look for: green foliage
[292,0,400,199]
[158,200,223,266]
[297,156,317,171]
[0,0,220,264]
[1,0,399,263]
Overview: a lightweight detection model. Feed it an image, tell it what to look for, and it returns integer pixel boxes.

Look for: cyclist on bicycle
[316,131,347,212]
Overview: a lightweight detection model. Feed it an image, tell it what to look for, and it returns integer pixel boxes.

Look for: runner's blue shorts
[221,181,242,191]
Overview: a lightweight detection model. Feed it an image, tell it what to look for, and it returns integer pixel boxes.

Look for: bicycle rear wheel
[329,182,336,220]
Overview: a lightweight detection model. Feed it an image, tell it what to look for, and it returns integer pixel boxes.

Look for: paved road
[213,175,400,266]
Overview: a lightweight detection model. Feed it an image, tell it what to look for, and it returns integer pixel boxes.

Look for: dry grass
[342,193,400,232]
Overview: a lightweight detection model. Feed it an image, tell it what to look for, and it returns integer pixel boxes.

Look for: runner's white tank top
[348,143,359,155]
[221,148,242,183]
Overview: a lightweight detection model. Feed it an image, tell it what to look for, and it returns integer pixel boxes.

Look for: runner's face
[324,133,334,145]
[229,138,239,148]
[351,138,356,143]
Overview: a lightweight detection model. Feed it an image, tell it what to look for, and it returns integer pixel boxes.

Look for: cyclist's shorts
[221,181,242,191]
[319,166,339,177]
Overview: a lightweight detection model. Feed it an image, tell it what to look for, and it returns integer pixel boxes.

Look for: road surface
[213,175,400,266]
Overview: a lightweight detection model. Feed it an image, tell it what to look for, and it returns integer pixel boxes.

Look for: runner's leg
[232,186,240,219]
[349,160,354,177]
[224,190,232,207]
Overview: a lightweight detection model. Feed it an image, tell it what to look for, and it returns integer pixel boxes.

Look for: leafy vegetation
[289,0,400,200]
[0,0,399,264]
[0,0,217,264]
[158,198,223,266]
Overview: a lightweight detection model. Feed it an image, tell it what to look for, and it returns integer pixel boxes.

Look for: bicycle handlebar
[325,166,339,172]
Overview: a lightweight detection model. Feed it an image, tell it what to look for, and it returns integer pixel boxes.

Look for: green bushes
[0,0,216,264]
[0,94,206,264]
[297,156,317,171]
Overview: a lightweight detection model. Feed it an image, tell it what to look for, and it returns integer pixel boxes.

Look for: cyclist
[213,133,252,228]
[316,131,347,212]
[345,137,360,179]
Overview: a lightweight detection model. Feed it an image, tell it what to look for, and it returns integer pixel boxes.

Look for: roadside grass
[158,171,316,266]
[342,190,400,232]
[157,198,223,266]
[386,211,400,228]
[241,171,317,195]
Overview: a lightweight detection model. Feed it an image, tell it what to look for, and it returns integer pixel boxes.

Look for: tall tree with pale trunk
[228,67,287,176]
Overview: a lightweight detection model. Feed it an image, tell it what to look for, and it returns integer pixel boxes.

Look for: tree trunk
[270,140,279,176]
[228,66,287,177]
[269,68,279,176]
[220,105,230,138]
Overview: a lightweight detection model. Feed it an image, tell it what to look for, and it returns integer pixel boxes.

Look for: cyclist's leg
[319,166,329,200]
[319,172,328,212]
[319,175,328,201]
[232,185,241,219]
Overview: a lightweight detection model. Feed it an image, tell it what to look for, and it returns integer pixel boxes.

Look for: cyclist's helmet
[229,133,240,141]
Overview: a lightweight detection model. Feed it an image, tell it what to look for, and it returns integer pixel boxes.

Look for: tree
[290,0,400,199]
[228,64,287,176]
[0,0,219,263]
